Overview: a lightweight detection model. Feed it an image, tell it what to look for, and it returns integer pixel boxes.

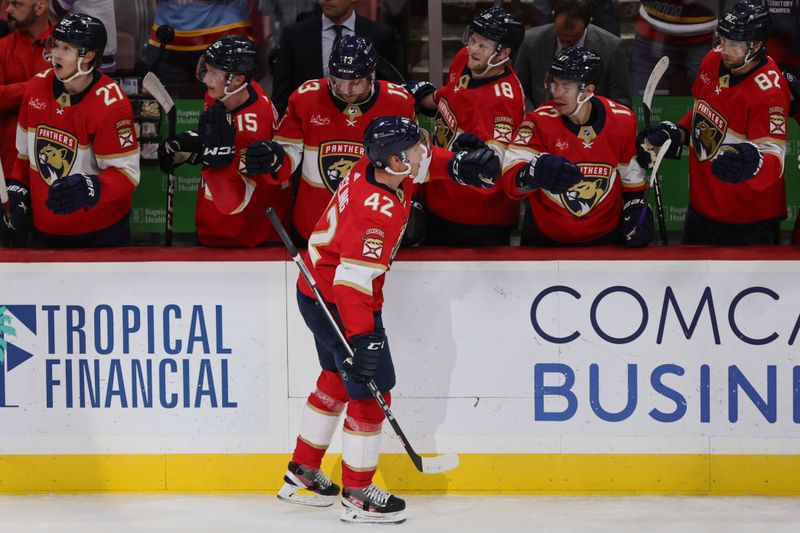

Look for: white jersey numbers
[754,71,782,91]
[308,205,338,266]
[363,192,394,217]
[95,82,124,107]
[494,82,515,99]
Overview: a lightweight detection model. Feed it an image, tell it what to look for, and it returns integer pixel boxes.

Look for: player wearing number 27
[3,13,139,247]
[637,0,791,245]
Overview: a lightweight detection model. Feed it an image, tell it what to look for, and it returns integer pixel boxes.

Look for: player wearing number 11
[2,13,139,247]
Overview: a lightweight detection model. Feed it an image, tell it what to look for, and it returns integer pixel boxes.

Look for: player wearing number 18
[1,13,140,247]
[636,0,791,245]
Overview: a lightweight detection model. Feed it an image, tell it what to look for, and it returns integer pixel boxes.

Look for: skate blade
[276,483,335,508]
[340,508,407,525]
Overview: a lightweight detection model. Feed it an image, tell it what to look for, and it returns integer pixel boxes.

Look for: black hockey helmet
[52,13,107,55]
[548,46,603,87]
[717,0,771,43]
[468,7,525,53]
[203,35,258,81]
[364,116,421,169]
[329,35,377,79]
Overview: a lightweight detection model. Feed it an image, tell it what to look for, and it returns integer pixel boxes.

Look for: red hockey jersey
[274,79,416,240]
[195,83,292,247]
[677,50,790,224]
[298,148,453,339]
[502,96,646,243]
[12,69,139,236]
[422,47,525,226]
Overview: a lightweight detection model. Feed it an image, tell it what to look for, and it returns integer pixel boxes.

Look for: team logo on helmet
[561,163,613,217]
[691,99,728,161]
[318,141,364,193]
[35,126,77,186]
[434,98,458,148]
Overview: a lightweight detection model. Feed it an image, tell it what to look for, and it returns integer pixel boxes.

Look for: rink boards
[0,248,798,494]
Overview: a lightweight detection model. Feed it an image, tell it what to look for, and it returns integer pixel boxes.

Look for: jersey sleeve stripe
[618,158,647,188]
[334,261,386,295]
[502,144,538,173]
[228,175,257,215]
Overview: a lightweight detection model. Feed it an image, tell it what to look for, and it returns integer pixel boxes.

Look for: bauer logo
[0,305,38,408]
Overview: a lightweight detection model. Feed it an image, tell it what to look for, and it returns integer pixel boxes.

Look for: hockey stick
[142,71,177,247]
[266,207,459,475]
[642,55,670,244]
[637,139,672,234]
[0,157,11,248]
[149,25,175,75]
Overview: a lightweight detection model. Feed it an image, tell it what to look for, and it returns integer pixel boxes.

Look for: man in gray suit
[515,0,630,110]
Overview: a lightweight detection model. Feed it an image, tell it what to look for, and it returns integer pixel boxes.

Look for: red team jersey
[274,79,416,240]
[195,83,292,247]
[502,96,646,243]
[424,47,525,226]
[298,149,452,339]
[12,69,140,236]
[677,50,790,224]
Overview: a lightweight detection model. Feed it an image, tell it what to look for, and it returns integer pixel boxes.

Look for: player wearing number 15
[2,13,139,247]
[636,1,791,245]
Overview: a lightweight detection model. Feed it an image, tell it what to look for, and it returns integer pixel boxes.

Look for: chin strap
[569,87,594,118]
[383,145,432,183]
[730,42,760,76]
[219,73,248,101]
[330,76,376,105]
[471,51,509,79]
[53,55,94,83]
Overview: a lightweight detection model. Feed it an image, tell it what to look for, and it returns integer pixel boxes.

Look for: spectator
[529,0,621,36]
[2,14,140,248]
[157,35,292,247]
[49,1,117,72]
[629,0,736,97]
[515,0,630,110]
[142,0,256,97]
[763,0,800,76]
[271,0,401,115]
[0,0,51,178]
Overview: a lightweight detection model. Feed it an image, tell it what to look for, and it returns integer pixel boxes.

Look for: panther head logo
[38,145,73,185]
[327,158,356,183]
[34,126,77,186]
[562,166,611,217]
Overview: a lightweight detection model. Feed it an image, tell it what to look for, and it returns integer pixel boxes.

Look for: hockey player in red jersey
[277,116,499,524]
[1,13,139,247]
[637,0,791,245]
[404,6,525,246]
[245,35,416,245]
[502,47,652,246]
[158,35,291,247]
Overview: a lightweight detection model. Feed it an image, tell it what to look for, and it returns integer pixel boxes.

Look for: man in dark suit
[271,0,401,115]
[515,0,630,110]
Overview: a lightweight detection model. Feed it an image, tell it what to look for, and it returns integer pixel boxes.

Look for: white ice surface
[1,494,799,533]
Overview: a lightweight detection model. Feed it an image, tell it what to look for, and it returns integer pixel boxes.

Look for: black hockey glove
[403,80,437,116]
[448,147,500,189]
[45,173,101,215]
[245,140,285,175]
[518,153,583,194]
[636,121,683,169]
[343,332,386,383]
[157,131,201,174]
[401,199,426,247]
[620,198,654,248]
[1,180,31,246]
[711,143,763,184]
[450,132,486,153]
[199,103,236,168]
[784,71,800,116]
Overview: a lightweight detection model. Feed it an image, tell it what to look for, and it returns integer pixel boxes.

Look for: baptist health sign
[0,262,288,455]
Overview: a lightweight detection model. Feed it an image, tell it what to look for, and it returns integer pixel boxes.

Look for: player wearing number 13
[636,0,791,245]
[3,13,139,247]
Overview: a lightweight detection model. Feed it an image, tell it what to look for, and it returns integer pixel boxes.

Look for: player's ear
[497,47,512,61]
[584,82,596,95]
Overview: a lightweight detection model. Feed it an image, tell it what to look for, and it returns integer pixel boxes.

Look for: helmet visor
[196,57,228,85]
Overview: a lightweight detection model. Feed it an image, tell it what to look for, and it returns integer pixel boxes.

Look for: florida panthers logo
[691,99,727,162]
[434,97,458,149]
[318,141,364,193]
[562,164,613,217]
[35,126,77,186]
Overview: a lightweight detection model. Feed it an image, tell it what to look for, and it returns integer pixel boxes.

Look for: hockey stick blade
[650,138,672,186]
[642,56,669,130]
[0,156,8,206]
[266,208,460,474]
[142,72,175,114]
